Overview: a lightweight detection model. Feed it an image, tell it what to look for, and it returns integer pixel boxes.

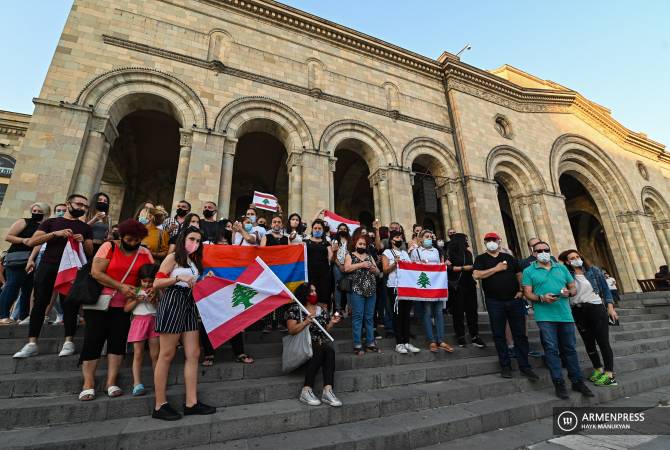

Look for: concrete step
[4,360,669,450]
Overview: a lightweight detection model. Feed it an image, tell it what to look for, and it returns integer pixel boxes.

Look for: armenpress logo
[556,411,579,432]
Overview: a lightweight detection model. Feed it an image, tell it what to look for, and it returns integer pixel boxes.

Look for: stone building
[0,111,29,206]
[1,0,669,293]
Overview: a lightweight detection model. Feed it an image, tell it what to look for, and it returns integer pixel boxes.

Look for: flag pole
[254,257,335,342]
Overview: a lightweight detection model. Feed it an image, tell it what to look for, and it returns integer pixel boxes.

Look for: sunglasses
[534,249,551,253]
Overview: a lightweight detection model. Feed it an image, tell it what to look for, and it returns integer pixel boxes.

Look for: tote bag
[282,307,314,373]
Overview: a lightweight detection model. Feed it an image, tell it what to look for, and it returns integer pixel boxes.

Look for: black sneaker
[554,380,569,399]
[572,381,595,397]
[501,367,512,378]
[152,403,182,421]
[184,401,217,415]
[471,336,486,348]
[520,367,540,381]
[457,337,467,347]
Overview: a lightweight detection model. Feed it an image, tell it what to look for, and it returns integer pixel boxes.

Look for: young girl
[124,263,160,396]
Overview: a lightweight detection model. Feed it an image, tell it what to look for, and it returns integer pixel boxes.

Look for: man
[522,241,594,399]
[14,194,93,359]
[163,200,191,238]
[473,232,539,380]
[200,201,220,243]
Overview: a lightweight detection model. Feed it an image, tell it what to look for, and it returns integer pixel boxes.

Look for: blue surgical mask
[537,252,551,263]
[248,215,256,224]
[423,239,433,248]
[139,217,149,225]
[244,223,253,232]
[313,230,323,238]
[55,211,65,218]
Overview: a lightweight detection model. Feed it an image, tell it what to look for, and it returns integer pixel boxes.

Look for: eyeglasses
[534,249,551,253]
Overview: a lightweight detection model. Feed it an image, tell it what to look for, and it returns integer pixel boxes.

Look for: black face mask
[31,213,44,222]
[392,240,402,247]
[96,201,109,213]
[68,208,86,218]
[112,231,120,240]
[175,208,188,218]
[121,240,141,252]
[338,230,348,237]
[202,210,216,219]
[356,247,367,254]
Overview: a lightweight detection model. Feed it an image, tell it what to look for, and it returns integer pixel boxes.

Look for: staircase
[1,293,669,449]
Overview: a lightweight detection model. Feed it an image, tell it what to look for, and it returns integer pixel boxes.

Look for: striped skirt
[155,286,199,334]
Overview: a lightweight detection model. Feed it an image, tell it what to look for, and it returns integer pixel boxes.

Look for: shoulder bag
[282,306,314,372]
[83,245,142,311]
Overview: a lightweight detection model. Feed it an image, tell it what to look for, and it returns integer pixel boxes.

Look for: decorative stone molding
[637,161,649,181]
[368,168,388,186]
[319,119,398,166]
[328,157,337,172]
[179,130,193,147]
[286,152,303,168]
[493,114,513,139]
[90,115,119,144]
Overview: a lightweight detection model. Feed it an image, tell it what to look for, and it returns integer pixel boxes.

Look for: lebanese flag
[54,237,87,296]
[323,210,360,235]
[252,191,279,212]
[193,257,292,348]
[396,261,449,302]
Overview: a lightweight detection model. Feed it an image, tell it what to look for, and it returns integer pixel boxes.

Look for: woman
[0,202,50,324]
[140,207,169,261]
[86,193,111,254]
[260,216,289,247]
[604,272,620,305]
[286,282,342,407]
[411,230,452,353]
[287,213,305,244]
[232,216,260,246]
[332,223,350,314]
[558,249,618,386]
[447,233,480,349]
[152,227,215,421]
[200,229,254,367]
[382,230,419,354]
[345,232,380,355]
[79,219,154,401]
[134,200,156,221]
[306,219,334,310]
[168,213,200,254]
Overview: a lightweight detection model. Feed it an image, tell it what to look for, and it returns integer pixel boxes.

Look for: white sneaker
[52,317,64,325]
[18,317,30,326]
[405,343,421,353]
[59,341,75,357]
[13,343,38,359]
[321,388,342,407]
[395,344,408,354]
[299,388,321,406]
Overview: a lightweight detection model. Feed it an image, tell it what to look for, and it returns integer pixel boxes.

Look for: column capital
[368,168,388,185]
[91,115,118,144]
[328,157,337,172]
[179,129,193,147]
[287,152,303,168]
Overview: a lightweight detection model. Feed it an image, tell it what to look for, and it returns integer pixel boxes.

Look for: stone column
[529,196,550,243]
[654,222,670,265]
[518,197,536,247]
[287,152,303,216]
[172,129,194,210]
[369,168,391,225]
[628,217,656,278]
[447,182,464,234]
[663,226,670,265]
[73,115,117,198]
[617,218,645,283]
[387,167,416,235]
[541,193,576,252]
[301,151,330,221]
[371,179,381,221]
[328,157,337,211]
[436,183,452,233]
[184,129,224,213]
[217,138,236,218]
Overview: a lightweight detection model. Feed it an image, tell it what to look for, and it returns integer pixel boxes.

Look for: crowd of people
[0,191,638,419]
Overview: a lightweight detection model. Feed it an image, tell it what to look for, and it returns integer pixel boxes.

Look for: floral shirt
[286,304,331,344]
[350,253,377,297]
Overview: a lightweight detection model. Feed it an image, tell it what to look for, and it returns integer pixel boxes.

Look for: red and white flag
[193,257,292,349]
[396,261,449,302]
[252,191,279,212]
[54,237,87,296]
[323,210,360,235]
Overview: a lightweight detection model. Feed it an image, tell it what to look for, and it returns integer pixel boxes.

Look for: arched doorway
[0,154,16,206]
[642,187,670,266]
[333,144,374,227]
[412,160,445,236]
[230,125,288,220]
[559,174,618,279]
[495,179,522,257]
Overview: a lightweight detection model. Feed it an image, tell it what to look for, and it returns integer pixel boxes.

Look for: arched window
[494,114,513,139]
[0,154,16,205]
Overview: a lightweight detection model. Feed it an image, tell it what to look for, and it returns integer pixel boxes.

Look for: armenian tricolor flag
[202,244,308,291]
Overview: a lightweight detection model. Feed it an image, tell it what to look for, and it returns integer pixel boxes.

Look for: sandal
[353,347,365,356]
[132,384,146,396]
[429,342,439,353]
[439,342,454,353]
[365,345,381,353]
[78,388,96,401]
[106,385,123,398]
[0,318,16,325]
[201,356,215,367]
[234,354,254,364]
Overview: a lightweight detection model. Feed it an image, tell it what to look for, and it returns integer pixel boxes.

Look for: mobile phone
[608,317,620,326]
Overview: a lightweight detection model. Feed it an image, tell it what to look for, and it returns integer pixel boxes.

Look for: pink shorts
[127,315,159,343]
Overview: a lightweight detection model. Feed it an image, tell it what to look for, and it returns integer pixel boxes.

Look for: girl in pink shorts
[124,264,160,396]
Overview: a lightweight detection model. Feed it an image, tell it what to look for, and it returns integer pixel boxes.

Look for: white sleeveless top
[170,260,199,288]
[132,288,157,316]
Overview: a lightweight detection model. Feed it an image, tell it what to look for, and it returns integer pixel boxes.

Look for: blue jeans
[0,266,34,320]
[375,280,394,331]
[422,301,445,343]
[485,298,530,369]
[350,291,376,347]
[332,264,345,311]
[536,321,583,383]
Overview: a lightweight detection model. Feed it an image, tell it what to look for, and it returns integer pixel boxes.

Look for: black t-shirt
[38,217,93,264]
[200,220,219,243]
[473,252,521,299]
[306,238,330,270]
[265,233,289,246]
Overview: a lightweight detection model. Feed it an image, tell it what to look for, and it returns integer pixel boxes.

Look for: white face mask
[485,241,499,252]
[571,258,583,267]
[537,252,551,263]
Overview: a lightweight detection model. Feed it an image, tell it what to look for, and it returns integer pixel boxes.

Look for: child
[124,263,160,396]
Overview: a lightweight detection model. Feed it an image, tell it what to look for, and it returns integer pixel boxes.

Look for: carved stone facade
[1,0,669,292]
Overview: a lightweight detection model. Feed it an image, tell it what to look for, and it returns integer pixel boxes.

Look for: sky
[1,0,668,147]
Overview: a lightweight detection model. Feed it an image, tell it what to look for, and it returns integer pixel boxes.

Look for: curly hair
[117,219,149,240]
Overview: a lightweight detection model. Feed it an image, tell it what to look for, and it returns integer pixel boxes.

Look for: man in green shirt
[522,241,594,400]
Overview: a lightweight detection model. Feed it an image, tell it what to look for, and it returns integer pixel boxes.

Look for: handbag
[68,242,115,306]
[337,274,352,292]
[83,245,141,311]
[282,307,314,373]
[3,250,31,268]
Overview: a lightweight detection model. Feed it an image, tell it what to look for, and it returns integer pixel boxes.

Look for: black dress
[306,238,331,308]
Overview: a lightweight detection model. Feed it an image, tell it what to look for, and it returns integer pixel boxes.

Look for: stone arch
[215,96,314,152]
[641,186,670,221]
[75,67,207,128]
[401,137,457,179]
[208,29,234,62]
[486,145,546,197]
[319,119,397,170]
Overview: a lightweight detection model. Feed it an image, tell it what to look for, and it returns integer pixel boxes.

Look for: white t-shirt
[132,288,157,316]
[409,246,441,264]
[606,277,617,290]
[254,225,267,239]
[571,274,603,305]
[383,248,410,287]
[233,231,259,246]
